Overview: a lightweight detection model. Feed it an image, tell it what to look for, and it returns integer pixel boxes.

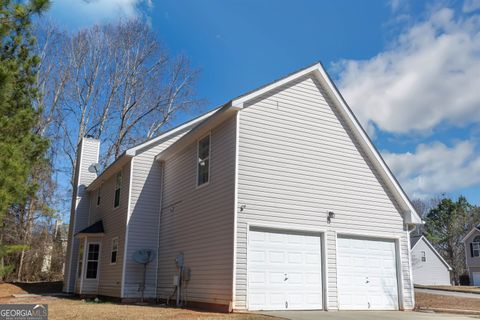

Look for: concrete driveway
[259,311,480,320]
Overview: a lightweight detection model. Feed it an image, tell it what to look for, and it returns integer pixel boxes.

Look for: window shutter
[471,243,474,257]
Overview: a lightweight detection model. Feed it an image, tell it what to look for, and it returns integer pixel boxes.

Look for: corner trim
[231,111,240,308]
[65,139,85,292]
[407,230,415,307]
[121,157,134,298]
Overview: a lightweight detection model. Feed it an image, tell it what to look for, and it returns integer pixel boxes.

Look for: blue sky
[48,0,480,204]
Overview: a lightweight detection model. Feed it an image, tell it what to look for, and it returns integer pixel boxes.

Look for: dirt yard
[0,282,274,320]
[416,292,480,312]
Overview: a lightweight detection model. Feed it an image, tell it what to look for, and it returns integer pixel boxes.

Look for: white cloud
[49,0,152,29]
[336,7,480,135]
[463,0,480,13]
[382,141,480,199]
[388,0,405,12]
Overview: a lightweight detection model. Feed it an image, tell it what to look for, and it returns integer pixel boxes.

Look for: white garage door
[337,237,399,310]
[247,228,322,311]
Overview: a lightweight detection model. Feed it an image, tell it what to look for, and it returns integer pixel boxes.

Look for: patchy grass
[0,282,27,298]
[416,292,480,312]
[415,284,480,294]
[0,283,274,320]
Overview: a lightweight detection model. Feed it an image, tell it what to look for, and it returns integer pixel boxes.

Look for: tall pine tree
[0,0,50,278]
[0,0,50,215]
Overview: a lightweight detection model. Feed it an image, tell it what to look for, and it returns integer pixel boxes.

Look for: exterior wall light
[327,211,335,224]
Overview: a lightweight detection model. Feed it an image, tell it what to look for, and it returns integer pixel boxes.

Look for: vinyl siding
[234,75,413,310]
[123,126,192,298]
[156,116,236,306]
[465,229,480,268]
[86,162,130,297]
[411,238,451,285]
[64,138,99,293]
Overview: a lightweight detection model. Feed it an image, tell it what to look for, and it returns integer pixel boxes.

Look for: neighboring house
[462,226,480,285]
[410,235,452,285]
[63,62,422,312]
[41,220,69,273]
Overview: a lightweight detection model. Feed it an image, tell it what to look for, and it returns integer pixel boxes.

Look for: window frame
[96,186,101,207]
[421,250,426,262]
[196,133,211,188]
[85,242,101,279]
[114,172,122,208]
[473,236,480,257]
[110,237,119,265]
[77,241,84,279]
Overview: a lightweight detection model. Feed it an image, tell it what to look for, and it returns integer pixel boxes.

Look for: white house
[63,62,422,312]
[410,235,452,286]
[462,226,480,285]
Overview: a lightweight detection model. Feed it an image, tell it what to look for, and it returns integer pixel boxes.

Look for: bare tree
[1,19,201,282]
[37,20,200,180]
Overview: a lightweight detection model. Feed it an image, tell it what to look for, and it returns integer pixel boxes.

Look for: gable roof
[155,62,422,225]
[461,226,480,243]
[411,235,452,270]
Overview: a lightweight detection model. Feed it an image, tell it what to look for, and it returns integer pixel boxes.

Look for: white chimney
[63,136,100,293]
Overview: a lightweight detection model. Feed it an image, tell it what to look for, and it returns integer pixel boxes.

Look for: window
[86,243,100,279]
[77,242,84,279]
[197,134,210,186]
[111,238,118,264]
[473,236,480,257]
[421,251,426,262]
[96,187,101,206]
[114,172,122,208]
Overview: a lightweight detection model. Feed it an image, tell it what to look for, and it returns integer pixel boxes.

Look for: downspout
[406,221,419,309]
[155,159,165,302]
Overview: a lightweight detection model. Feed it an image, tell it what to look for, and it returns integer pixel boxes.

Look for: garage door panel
[248,229,323,311]
[337,237,399,310]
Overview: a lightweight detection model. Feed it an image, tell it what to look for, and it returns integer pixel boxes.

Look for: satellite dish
[133,249,154,264]
[133,249,154,303]
[88,163,100,174]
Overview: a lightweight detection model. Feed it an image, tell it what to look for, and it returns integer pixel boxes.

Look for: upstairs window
[114,172,122,208]
[86,243,100,279]
[421,251,426,262]
[197,134,210,187]
[473,236,480,257]
[111,237,118,264]
[96,187,101,206]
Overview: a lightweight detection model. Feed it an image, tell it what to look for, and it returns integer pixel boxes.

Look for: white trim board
[462,227,480,243]
[121,157,134,298]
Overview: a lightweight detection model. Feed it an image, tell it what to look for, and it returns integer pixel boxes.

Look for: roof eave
[312,64,423,225]
[86,154,133,192]
[461,227,480,243]
[155,103,241,162]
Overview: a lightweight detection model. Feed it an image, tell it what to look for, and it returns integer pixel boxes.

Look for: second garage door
[337,236,399,310]
[247,228,323,310]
